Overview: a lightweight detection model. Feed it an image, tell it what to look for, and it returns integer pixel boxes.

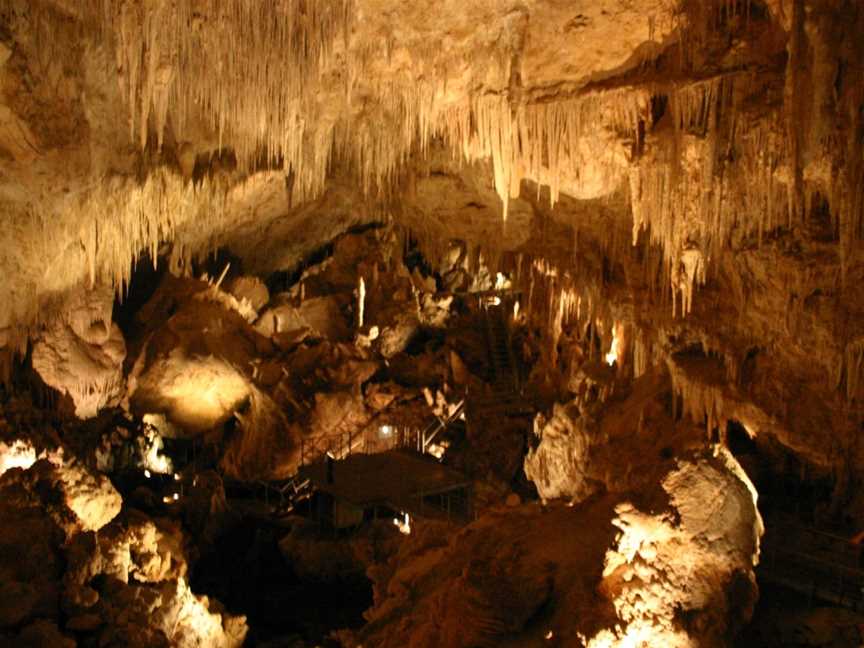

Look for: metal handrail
[421,399,465,452]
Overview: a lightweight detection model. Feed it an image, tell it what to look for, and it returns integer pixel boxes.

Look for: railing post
[839,572,844,606]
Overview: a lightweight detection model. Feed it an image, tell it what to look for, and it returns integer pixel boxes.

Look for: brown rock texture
[0,1,861,646]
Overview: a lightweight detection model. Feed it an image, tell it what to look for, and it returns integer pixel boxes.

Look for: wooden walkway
[759,516,864,610]
[299,449,473,523]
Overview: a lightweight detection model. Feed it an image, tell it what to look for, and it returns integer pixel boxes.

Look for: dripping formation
[0,1,862,647]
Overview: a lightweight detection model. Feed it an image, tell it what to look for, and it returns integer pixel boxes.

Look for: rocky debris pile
[338,503,606,648]
[0,442,246,647]
[63,511,246,648]
[115,226,462,482]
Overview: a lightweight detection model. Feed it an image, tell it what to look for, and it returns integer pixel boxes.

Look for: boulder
[226,276,270,312]
[12,458,121,536]
[131,351,250,436]
[32,286,126,419]
[376,310,419,358]
[585,448,763,647]
[50,461,122,533]
[127,293,264,435]
[255,295,349,340]
[523,401,597,503]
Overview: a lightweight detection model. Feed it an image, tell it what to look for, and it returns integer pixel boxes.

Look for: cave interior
[0,1,864,647]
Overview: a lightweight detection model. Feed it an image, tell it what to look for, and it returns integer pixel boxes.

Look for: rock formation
[0,0,861,646]
[31,286,126,418]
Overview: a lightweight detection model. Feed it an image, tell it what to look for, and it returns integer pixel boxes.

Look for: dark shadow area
[190,518,372,646]
[112,251,168,338]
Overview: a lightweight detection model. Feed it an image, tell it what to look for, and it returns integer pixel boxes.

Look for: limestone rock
[65,513,187,589]
[31,286,126,419]
[255,295,350,340]
[127,283,265,435]
[0,439,39,476]
[278,517,384,582]
[418,293,453,328]
[220,386,297,481]
[16,620,75,648]
[11,458,122,536]
[131,351,251,436]
[96,577,246,648]
[62,511,247,647]
[585,448,763,647]
[51,461,122,533]
[65,613,102,632]
[524,400,597,503]
[308,390,370,440]
[0,580,38,628]
[376,310,420,359]
[351,449,761,647]
[226,276,270,312]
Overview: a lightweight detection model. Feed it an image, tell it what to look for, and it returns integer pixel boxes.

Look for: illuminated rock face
[1,456,121,537]
[0,439,39,476]
[126,278,264,435]
[0,1,859,645]
[131,352,251,435]
[63,514,246,648]
[0,442,247,647]
[586,449,763,647]
[31,286,126,419]
[524,400,597,503]
[49,460,123,533]
[346,449,761,647]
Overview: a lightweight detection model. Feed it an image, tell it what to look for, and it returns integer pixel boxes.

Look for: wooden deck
[299,449,473,522]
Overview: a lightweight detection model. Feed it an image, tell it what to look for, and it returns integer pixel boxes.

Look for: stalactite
[633,330,652,378]
[0,167,244,341]
[431,89,646,218]
[3,0,860,342]
[80,0,352,203]
[629,75,791,316]
[785,0,807,227]
[837,338,864,402]
[667,357,728,438]
[516,255,615,374]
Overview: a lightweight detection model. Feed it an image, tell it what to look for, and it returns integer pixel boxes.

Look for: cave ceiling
[0,0,861,380]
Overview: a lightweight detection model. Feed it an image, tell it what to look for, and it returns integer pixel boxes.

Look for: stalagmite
[358,276,366,328]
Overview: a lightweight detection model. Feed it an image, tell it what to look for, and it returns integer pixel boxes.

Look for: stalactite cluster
[0,0,860,352]
[83,0,352,201]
